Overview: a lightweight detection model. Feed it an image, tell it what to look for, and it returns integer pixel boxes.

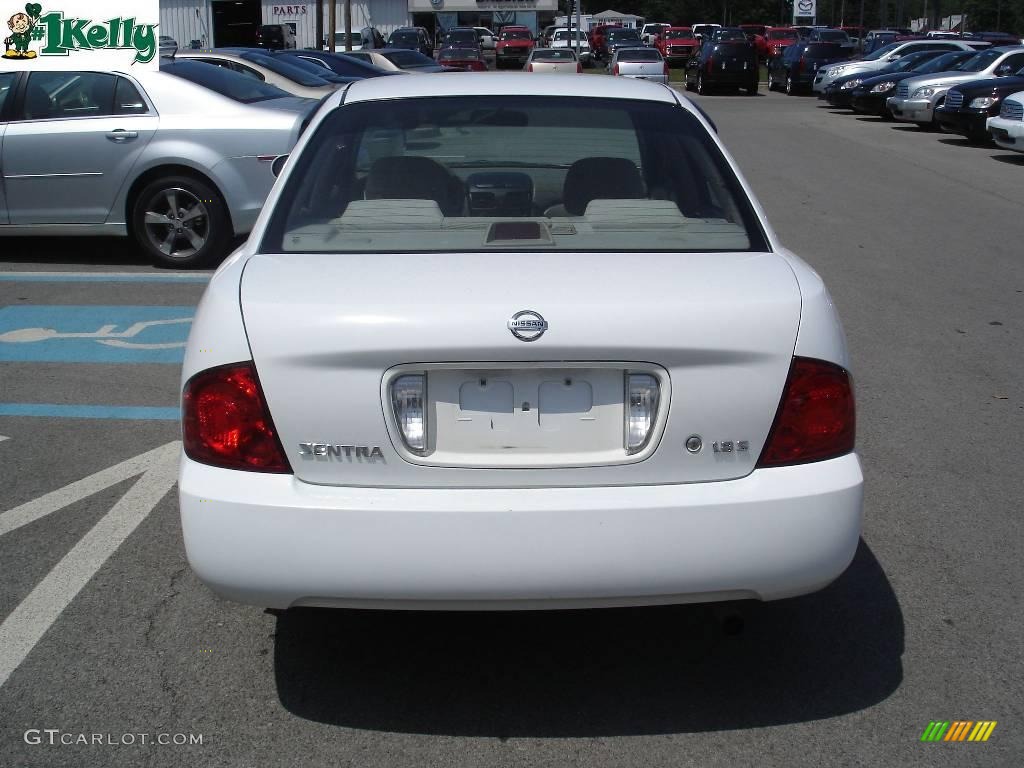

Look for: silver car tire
[786,75,794,95]
[767,71,774,91]
[697,73,706,94]
[132,175,230,269]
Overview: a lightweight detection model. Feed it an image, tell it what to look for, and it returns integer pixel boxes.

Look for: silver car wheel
[143,187,210,260]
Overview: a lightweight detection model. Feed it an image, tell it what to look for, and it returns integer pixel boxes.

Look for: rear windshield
[553,30,588,41]
[263,96,766,254]
[500,30,531,40]
[665,30,693,39]
[238,51,329,87]
[390,32,419,44]
[712,43,753,56]
[608,30,641,40]
[815,30,849,41]
[534,49,575,60]
[804,43,840,57]
[619,49,662,61]
[161,60,290,103]
[768,30,796,40]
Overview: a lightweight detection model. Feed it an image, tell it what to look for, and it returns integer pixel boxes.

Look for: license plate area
[382,362,670,468]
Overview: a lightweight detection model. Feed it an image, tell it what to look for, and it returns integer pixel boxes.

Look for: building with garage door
[159,1,410,50]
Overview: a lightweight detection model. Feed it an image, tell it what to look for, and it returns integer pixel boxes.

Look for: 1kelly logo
[3,3,158,63]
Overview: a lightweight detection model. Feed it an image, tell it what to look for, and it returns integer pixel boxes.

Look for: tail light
[391,374,427,454]
[757,357,855,468]
[706,56,713,73]
[576,61,582,73]
[664,60,670,75]
[527,62,533,71]
[613,63,619,75]
[798,57,805,73]
[183,362,291,473]
[625,373,660,454]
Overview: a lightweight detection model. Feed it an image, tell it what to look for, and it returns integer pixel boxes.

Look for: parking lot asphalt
[0,87,1021,768]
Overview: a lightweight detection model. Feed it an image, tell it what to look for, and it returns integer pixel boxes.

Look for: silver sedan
[527,48,581,74]
[0,68,311,267]
[609,47,670,84]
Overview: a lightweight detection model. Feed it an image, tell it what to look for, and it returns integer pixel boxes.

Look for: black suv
[442,27,481,50]
[685,40,759,94]
[388,27,433,58]
[768,42,848,94]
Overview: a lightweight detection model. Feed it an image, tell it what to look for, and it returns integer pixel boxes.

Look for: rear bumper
[179,453,864,610]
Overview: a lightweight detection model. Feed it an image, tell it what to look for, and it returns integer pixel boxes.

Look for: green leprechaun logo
[4,3,42,58]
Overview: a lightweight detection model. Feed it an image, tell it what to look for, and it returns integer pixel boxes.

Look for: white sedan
[180,74,863,611]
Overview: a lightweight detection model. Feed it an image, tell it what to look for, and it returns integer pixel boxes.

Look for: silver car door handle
[106,129,139,142]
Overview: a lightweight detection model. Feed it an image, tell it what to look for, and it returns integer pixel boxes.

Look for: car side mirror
[271,155,289,178]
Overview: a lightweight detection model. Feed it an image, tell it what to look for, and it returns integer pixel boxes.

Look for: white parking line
[0,442,180,688]
[0,443,178,537]
[0,434,8,443]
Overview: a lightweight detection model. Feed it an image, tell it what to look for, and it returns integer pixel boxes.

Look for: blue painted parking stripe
[0,404,180,420]
[0,306,193,363]
[0,271,209,283]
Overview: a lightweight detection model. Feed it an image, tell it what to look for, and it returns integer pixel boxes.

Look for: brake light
[527,62,533,71]
[798,56,805,73]
[664,60,670,75]
[757,358,855,468]
[576,61,582,73]
[613,63,619,75]
[706,56,713,73]
[182,362,291,473]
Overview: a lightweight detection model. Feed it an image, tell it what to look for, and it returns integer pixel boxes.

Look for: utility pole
[345,0,352,51]
[328,0,336,51]
[316,0,324,49]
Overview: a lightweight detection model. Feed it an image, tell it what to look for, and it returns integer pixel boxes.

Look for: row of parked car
[811,40,1024,154]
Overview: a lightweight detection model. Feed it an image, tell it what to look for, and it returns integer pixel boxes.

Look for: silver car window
[22,72,116,121]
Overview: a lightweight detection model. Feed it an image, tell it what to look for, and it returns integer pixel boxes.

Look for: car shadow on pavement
[0,237,146,267]
[0,236,240,269]
[273,539,903,736]
[937,138,992,150]
[991,153,1024,165]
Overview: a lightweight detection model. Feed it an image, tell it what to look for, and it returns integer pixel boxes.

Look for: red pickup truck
[495,26,534,69]
[655,27,699,66]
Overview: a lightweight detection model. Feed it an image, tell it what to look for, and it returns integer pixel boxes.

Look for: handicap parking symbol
[0,306,194,364]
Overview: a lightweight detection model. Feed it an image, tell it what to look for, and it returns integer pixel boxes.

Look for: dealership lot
[0,89,1022,767]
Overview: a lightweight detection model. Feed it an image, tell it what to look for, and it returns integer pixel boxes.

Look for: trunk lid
[241,251,801,488]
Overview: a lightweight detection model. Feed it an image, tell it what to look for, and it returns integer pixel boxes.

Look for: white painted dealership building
[159,0,558,49]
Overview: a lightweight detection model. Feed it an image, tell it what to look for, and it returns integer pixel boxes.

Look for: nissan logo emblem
[507,310,548,342]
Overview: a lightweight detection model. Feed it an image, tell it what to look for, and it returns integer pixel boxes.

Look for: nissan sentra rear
[179,74,863,611]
